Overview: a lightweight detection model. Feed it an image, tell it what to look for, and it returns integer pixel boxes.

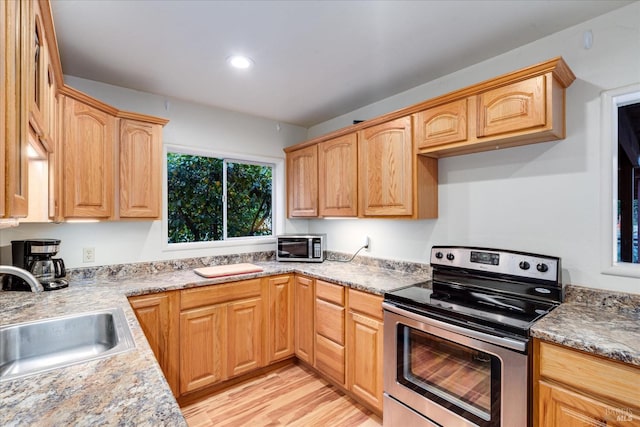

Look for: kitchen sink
[0,307,135,382]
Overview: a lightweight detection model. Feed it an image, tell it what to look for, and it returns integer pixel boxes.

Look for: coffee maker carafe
[4,239,69,291]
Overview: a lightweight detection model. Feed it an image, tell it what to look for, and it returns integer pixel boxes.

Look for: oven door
[383,303,529,427]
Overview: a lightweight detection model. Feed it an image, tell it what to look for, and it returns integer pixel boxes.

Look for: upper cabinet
[2,0,29,219]
[358,117,414,217]
[414,98,468,150]
[318,133,358,217]
[119,119,162,218]
[284,58,574,220]
[54,87,169,221]
[2,0,168,223]
[61,95,115,218]
[287,144,318,217]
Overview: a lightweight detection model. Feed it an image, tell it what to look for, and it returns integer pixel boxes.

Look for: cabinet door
[129,292,179,396]
[287,144,318,217]
[119,119,161,218]
[2,0,29,218]
[318,133,358,217]
[62,96,115,218]
[415,98,468,149]
[538,381,640,426]
[294,275,315,364]
[477,76,546,138]
[358,116,413,216]
[267,275,294,363]
[347,311,383,412]
[227,297,262,377]
[179,304,226,394]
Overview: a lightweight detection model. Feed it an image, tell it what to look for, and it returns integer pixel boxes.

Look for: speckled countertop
[531,285,640,366]
[0,254,430,427]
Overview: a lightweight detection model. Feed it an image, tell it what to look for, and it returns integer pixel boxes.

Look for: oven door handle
[382,301,527,352]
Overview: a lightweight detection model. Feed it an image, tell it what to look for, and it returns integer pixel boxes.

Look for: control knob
[446,253,455,261]
[519,261,530,270]
[435,252,443,259]
[537,263,549,273]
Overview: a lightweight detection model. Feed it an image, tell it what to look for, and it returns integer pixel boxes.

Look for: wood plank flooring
[181,363,382,427]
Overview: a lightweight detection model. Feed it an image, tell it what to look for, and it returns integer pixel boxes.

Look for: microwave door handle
[308,239,313,258]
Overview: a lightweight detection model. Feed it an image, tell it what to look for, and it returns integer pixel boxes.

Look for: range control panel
[430,246,560,283]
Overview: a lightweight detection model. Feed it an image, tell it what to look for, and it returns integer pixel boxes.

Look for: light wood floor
[181,363,383,427]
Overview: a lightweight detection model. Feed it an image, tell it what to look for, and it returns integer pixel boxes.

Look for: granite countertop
[531,285,640,367]
[0,258,429,427]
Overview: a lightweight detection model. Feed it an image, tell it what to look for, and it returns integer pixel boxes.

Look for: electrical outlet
[83,247,95,263]
[364,236,370,251]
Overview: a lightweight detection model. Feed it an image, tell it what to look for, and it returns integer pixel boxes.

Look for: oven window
[399,326,501,424]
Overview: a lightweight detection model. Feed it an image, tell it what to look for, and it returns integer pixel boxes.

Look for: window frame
[162,144,283,251]
[600,84,640,278]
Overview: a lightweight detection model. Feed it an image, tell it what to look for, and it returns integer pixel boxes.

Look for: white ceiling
[50,0,633,128]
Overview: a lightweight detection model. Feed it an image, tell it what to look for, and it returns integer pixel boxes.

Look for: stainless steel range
[383,246,562,427]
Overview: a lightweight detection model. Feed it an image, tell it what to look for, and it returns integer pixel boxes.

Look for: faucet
[0,265,44,292]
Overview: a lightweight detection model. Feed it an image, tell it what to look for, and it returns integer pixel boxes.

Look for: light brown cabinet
[129,292,180,397]
[534,339,640,427]
[54,89,168,221]
[294,275,315,364]
[180,303,226,394]
[358,117,413,216]
[358,116,438,218]
[477,76,546,138]
[287,144,318,217]
[314,280,346,385]
[179,279,264,395]
[227,297,263,377]
[119,119,162,218]
[346,289,384,413]
[318,133,358,217]
[266,275,294,363]
[2,0,29,219]
[414,98,468,149]
[61,95,116,218]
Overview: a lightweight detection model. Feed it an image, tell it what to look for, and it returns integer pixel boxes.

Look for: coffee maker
[3,239,69,291]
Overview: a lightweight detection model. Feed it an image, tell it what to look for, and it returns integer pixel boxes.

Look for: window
[601,84,640,278]
[166,150,274,244]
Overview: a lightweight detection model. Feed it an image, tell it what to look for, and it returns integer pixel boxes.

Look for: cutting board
[193,263,264,278]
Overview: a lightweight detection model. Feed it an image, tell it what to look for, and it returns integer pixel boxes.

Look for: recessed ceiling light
[227,55,253,69]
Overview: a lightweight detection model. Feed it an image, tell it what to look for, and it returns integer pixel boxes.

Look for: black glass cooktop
[385,281,557,339]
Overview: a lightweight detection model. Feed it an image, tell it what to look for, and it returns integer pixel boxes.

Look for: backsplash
[66,250,432,281]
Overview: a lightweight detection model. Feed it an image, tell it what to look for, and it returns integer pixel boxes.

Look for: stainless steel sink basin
[0,308,135,382]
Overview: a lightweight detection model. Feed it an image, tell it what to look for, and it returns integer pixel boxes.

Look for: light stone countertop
[530,285,640,366]
[0,259,430,427]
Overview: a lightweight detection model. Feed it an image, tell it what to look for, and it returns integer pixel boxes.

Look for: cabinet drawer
[316,334,345,385]
[538,341,640,407]
[180,279,261,310]
[348,289,383,320]
[316,280,345,305]
[316,299,345,345]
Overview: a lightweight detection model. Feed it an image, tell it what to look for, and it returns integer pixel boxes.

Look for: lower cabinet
[294,275,315,364]
[534,339,640,426]
[266,275,294,363]
[314,280,346,385]
[128,291,180,397]
[129,274,384,415]
[179,303,227,393]
[178,278,264,395]
[347,289,384,413]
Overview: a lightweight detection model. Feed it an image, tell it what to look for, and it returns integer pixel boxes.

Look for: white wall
[305,2,640,294]
[1,77,308,267]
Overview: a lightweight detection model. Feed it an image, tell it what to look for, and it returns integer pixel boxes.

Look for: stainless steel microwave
[276,234,326,262]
